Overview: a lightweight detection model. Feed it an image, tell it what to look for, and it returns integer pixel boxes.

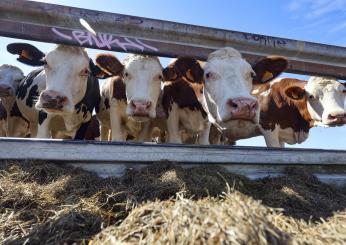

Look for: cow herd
[0,42,345,147]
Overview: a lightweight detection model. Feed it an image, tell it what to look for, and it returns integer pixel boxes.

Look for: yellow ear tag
[21,50,32,60]
[262,71,273,82]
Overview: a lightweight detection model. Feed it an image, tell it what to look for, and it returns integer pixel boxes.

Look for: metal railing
[0,0,346,78]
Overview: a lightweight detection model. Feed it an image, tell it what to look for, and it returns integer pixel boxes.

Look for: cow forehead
[204,57,253,76]
[124,55,162,73]
[46,45,89,68]
[305,77,343,94]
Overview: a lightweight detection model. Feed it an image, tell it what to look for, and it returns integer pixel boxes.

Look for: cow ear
[95,53,124,77]
[252,56,288,84]
[7,43,46,66]
[164,57,204,83]
[89,60,113,79]
[285,86,306,100]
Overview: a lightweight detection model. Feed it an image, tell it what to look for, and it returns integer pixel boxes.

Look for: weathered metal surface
[0,138,346,185]
[0,0,346,78]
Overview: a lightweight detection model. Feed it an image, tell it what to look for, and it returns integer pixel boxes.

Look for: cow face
[97,54,163,119]
[162,52,287,126]
[123,55,163,119]
[202,47,287,124]
[0,65,24,98]
[285,77,346,126]
[7,43,107,114]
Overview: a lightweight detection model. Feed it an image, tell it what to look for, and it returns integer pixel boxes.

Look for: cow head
[285,77,346,126]
[202,47,287,125]
[97,53,163,119]
[7,43,108,114]
[0,65,24,98]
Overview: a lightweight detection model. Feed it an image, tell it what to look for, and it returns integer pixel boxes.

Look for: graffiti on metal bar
[51,27,158,52]
[243,34,287,48]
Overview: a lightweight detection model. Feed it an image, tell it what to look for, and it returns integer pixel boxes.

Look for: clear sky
[1,0,345,149]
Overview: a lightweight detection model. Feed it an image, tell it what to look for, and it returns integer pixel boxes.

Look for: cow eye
[309,95,314,99]
[124,72,129,77]
[342,89,346,94]
[80,68,89,76]
[205,72,214,80]
[156,74,163,81]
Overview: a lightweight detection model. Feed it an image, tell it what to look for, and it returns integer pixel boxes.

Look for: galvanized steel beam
[0,0,346,78]
[0,138,346,185]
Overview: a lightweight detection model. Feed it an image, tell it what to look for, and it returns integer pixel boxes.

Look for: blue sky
[1,0,345,149]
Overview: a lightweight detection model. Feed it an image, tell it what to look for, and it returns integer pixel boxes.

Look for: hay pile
[0,161,345,244]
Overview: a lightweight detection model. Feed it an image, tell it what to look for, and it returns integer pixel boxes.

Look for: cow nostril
[328,113,346,120]
[228,99,238,109]
[146,101,152,109]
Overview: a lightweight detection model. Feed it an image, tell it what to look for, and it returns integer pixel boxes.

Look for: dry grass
[0,161,345,245]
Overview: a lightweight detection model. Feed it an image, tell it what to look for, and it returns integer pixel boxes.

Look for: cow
[161,48,288,145]
[0,102,6,136]
[7,43,106,139]
[161,57,210,144]
[249,77,346,147]
[0,64,30,137]
[95,53,164,141]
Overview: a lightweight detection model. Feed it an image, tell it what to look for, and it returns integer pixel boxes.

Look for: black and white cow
[7,43,106,139]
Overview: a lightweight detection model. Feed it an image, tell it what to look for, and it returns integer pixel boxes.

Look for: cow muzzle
[326,111,346,126]
[129,100,152,117]
[37,90,68,112]
[225,97,258,122]
[0,85,12,97]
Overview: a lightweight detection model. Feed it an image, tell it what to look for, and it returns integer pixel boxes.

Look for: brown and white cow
[250,77,346,147]
[96,53,164,141]
[169,48,288,144]
[161,57,210,144]
[0,64,30,137]
[7,43,105,139]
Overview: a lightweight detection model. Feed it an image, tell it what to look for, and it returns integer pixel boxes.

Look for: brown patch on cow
[259,78,313,132]
[162,79,206,118]
[252,56,288,84]
[0,103,7,121]
[111,76,126,102]
[163,57,204,84]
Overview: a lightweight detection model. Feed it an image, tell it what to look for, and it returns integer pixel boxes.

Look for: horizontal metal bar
[1,138,345,185]
[0,138,345,164]
[0,1,346,78]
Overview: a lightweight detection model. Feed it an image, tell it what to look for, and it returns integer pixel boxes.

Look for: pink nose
[0,85,12,96]
[131,100,152,117]
[227,97,258,121]
[328,112,346,123]
[40,90,68,110]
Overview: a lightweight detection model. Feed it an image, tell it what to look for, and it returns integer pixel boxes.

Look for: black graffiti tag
[243,33,287,48]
